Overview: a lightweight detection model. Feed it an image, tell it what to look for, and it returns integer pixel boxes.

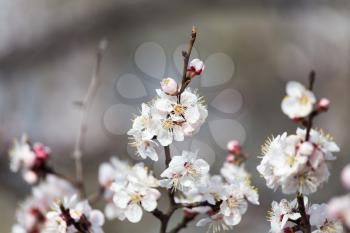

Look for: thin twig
[88,186,105,205]
[73,40,107,198]
[168,213,198,233]
[177,26,197,102]
[296,71,317,233]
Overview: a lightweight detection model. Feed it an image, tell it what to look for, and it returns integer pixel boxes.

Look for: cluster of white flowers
[44,195,104,233]
[9,135,51,184]
[127,59,208,161]
[98,157,160,223]
[258,80,339,195]
[268,198,343,233]
[257,128,339,195]
[161,147,259,233]
[12,175,77,233]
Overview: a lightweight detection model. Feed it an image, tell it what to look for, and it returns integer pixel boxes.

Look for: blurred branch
[73,40,107,198]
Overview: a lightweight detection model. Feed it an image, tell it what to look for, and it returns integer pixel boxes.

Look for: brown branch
[153,28,200,233]
[297,192,311,233]
[295,70,317,233]
[88,186,105,205]
[168,213,198,233]
[72,40,107,198]
[177,26,197,101]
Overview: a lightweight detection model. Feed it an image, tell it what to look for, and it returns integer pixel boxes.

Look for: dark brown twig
[296,70,317,233]
[177,26,197,102]
[168,213,198,233]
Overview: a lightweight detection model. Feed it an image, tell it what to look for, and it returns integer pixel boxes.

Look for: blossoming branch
[9,28,259,233]
[257,71,344,233]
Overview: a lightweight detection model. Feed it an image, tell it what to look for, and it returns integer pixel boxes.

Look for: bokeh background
[1,0,350,232]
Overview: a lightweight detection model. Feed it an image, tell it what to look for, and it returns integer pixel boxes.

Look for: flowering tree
[9,28,259,233]
[257,71,344,233]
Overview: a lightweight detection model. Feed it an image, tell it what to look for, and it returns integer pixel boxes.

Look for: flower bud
[23,170,38,184]
[187,59,205,78]
[299,141,314,156]
[33,143,50,160]
[227,140,241,155]
[161,77,178,95]
[341,164,350,189]
[317,98,330,112]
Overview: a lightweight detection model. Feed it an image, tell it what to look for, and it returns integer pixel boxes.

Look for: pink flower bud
[33,143,50,160]
[161,77,178,95]
[188,59,205,77]
[318,98,330,111]
[23,171,38,184]
[341,164,350,189]
[227,140,241,155]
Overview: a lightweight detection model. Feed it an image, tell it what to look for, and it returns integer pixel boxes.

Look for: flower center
[162,79,170,86]
[174,104,185,114]
[130,193,142,204]
[299,95,310,105]
[287,155,296,167]
[227,196,239,209]
[184,162,197,176]
[162,119,174,129]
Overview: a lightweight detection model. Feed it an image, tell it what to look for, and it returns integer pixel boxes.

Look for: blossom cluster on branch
[258,73,347,233]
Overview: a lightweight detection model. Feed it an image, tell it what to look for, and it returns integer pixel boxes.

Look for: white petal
[125,204,143,223]
[113,191,130,208]
[286,81,305,97]
[90,210,105,226]
[141,196,157,212]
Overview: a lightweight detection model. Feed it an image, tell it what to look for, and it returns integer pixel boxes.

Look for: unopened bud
[318,98,330,111]
[23,171,38,184]
[227,140,241,155]
[33,143,50,159]
[161,77,178,95]
[187,59,205,78]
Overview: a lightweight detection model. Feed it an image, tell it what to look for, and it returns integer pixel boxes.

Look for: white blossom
[45,195,104,233]
[268,198,301,233]
[106,161,160,223]
[160,150,209,191]
[257,128,339,195]
[219,184,248,226]
[281,81,316,119]
[327,194,350,229]
[112,183,160,223]
[309,203,344,233]
[12,175,77,233]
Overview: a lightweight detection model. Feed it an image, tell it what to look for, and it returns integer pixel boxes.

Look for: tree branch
[177,26,197,101]
[167,213,198,233]
[72,39,107,198]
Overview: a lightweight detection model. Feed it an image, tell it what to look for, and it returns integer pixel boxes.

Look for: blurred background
[1,0,350,232]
